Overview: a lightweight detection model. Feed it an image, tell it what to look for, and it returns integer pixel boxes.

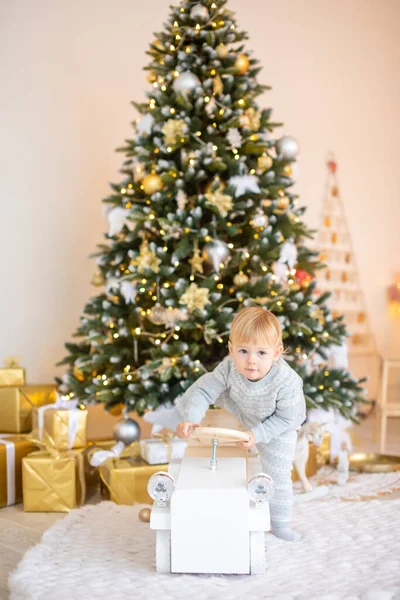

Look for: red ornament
[294,269,313,287]
[327,160,337,174]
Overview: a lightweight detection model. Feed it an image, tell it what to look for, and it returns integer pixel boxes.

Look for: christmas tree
[57,0,366,422]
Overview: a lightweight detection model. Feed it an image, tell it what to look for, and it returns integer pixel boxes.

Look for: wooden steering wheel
[189,426,250,445]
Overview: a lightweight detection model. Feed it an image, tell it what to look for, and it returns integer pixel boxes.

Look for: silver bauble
[203,240,230,273]
[172,71,200,94]
[189,3,210,22]
[252,211,268,228]
[276,135,299,160]
[148,303,166,326]
[113,418,141,445]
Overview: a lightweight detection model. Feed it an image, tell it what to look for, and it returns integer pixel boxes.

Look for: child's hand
[176,421,199,439]
[236,430,256,449]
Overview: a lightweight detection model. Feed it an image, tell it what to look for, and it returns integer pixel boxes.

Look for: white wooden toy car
[148,426,274,575]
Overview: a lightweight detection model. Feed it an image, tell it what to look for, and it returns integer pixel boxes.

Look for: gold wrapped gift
[0,435,39,507]
[0,356,26,387]
[99,443,167,505]
[0,385,56,433]
[33,405,88,450]
[22,448,86,512]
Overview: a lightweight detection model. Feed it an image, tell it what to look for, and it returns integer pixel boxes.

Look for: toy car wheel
[250,531,266,574]
[156,530,171,573]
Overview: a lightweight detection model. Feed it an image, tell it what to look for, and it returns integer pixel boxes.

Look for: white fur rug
[9,498,400,600]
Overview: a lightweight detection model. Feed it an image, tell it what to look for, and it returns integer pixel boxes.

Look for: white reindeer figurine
[293,422,326,493]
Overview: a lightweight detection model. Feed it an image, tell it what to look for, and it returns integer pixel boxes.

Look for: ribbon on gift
[20,389,83,449]
[0,433,38,507]
[0,435,16,506]
[88,441,125,467]
[153,431,175,463]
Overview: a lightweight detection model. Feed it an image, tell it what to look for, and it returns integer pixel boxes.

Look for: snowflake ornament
[229,175,261,197]
[227,127,243,148]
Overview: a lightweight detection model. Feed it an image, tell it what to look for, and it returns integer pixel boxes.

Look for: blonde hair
[229,306,283,349]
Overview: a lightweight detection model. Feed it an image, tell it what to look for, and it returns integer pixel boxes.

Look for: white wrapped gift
[139,436,187,465]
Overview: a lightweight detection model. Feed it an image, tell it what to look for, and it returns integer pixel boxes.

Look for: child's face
[228,339,282,382]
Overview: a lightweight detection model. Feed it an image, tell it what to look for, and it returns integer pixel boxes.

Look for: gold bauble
[262,198,272,208]
[142,173,164,195]
[139,508,151,523]
[257,154,273,171]
[276,196,290,210]
[73,367,85,382]
[235,53,250,75]
[146,71,157,83]
[91,271,105,287]
[233,271,249,287]
[283,165,292,177]
[216,43,229,59]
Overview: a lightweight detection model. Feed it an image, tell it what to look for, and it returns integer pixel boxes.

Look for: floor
[0,413,399,600]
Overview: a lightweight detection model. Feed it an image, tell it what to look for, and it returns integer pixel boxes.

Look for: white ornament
[189,3,210,22]
[272,262,288,282]
[276,135,299,159]
[107,207,130,237]
[173,71,201,94]
[120,281,136,304]
[229,175,261,197]
[176,189,188,211]
[105,277,120,294]
[227,127,243,148]
[278,240,298,268]
[137,113,155,136]
[203,240,230,272]
[252,210,268,228]
[205,96,217,116]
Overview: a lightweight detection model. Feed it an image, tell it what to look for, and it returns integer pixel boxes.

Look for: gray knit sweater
[175,356,306,444]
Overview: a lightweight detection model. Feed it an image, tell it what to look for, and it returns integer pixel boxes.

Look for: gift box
[0,385,56,434]
[99,444,168,505]
[0,435,39,508]
[0,356,25,387]
[33,402,88,450]
[22,448,86,512]
[139,436,187,465]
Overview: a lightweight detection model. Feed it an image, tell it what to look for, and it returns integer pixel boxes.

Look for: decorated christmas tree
[57,0,366,423]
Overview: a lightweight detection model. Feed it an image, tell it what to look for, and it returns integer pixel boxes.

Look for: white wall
[1,0,399,383]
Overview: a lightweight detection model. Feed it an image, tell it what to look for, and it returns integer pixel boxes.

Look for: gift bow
[3,355,22,369]
[0,434,18,505]
[88,442,126,467]
[35,393,83,449]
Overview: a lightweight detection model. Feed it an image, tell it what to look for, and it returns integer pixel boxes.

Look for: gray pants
[257,429,298,528]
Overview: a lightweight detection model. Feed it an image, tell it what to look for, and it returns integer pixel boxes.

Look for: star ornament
[179,283,210,311]
[137,240,161,273]
[205,188,233,217]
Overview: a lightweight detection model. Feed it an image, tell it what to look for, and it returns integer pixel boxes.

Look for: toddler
[176,305,306,542]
